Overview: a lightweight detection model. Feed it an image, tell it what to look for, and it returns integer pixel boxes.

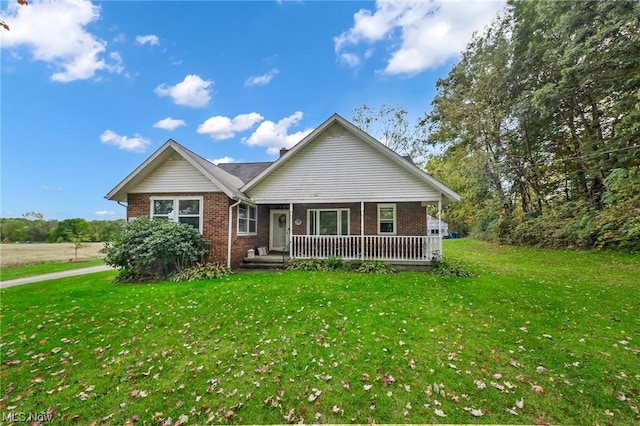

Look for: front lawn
[1,240,638,424]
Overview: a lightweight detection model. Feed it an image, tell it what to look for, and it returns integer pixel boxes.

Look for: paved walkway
[0,265,114,289]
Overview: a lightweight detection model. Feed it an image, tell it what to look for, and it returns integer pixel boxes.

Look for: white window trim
[307,208,350,235]
[237,202,258,236]
[149,196,204,234]
[377,203,397,235]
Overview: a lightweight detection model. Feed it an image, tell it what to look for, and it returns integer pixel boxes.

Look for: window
[377,204,396,235]
[308,209,349,235]
[150,197,203,232]
[238,203,257,235]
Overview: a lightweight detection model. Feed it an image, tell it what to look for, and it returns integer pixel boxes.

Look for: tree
[48,218,91,261]
[424,0,640,251]
[352,104,429,165]
[1,0,28,31]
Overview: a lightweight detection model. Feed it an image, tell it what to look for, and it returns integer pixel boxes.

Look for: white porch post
[438,199,443,257]
[289,202,293,255]
[360,201,365,260]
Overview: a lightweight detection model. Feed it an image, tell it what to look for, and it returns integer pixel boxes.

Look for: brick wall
[127,195,429,269]
[127,192,232,266]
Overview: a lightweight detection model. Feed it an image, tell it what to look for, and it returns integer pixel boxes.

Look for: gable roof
[217,162,272,184]
[241,113,462,204]
[105,139,248,202]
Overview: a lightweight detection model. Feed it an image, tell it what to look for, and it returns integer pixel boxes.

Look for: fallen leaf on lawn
[464,407,483,417]
[364,384,372,391]
[509,358,520,368]
[225,410,234,420]
[474,380,486,389]
[536,366,547,374]
[516,398,524,408]
[434,408,446,417]
[531,384,544,393]
[506,407,519,415]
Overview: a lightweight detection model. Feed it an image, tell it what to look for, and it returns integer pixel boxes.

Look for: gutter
[227,198,243,269]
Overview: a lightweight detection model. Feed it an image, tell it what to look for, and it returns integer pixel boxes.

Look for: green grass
[0,258,105,281]
[1,240,638,424]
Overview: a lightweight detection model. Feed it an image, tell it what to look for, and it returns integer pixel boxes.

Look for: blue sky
[1,0,505,220]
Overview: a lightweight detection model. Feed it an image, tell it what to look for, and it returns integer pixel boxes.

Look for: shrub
[325,256,344,271]
[355,260,396,274]
[285,258,395,274]
[343,259,363,271]
[172,262,232,282]
[286,258,326,271]
[432,259,476,278]
[102,218,209,282]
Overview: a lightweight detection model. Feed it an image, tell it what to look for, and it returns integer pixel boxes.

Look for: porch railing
[291,235,440,262]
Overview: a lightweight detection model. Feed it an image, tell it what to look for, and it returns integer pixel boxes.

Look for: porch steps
[239,253,290,271]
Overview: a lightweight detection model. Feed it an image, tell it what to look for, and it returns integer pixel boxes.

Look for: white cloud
[339,52,361,68]
[135,34,159,45]
[153,117,186,131]
[197,112,264,140]
[244,111,313,155]
[210,156,236,165]
[334,0,505,75]
[244,68,280,87]
[94,210,117,216]
[0,0,123,82]
[100,130,150,153]
[154,74,213,108]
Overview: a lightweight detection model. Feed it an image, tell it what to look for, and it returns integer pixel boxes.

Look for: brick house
[105,113,460,269]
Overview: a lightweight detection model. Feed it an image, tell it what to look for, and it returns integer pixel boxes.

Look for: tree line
[0,213,124,243]
[356,1,639,252]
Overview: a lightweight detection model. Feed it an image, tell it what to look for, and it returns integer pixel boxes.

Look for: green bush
[432,259,476,278]
[325,256,344,271]
[285,258,326,271]
[285,258,395,274]
[102,218,209,282]
[172,262,232,282]
[355,260,396,274]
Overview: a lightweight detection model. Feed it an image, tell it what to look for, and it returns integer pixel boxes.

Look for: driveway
[0,265,114,289]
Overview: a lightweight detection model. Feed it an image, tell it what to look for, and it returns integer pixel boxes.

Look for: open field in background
[1,240,638,424]
[0,242,104,268]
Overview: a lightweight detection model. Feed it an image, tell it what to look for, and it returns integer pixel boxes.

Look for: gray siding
[248,124,441,203]
[132,157,222,193]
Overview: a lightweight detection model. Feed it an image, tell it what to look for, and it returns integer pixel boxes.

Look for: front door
[269,210,290,252]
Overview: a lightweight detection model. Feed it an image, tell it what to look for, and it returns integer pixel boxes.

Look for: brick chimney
[279,147,289,158]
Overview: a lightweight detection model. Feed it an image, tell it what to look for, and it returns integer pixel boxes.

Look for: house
[105,113,461,269]
[427,215,449,237]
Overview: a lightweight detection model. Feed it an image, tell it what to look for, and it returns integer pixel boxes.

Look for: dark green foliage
[0,216,124,243]
[431,259,476,278]
[425,1,640,252]
[343,259,363,271]
[285,258,326,271]
[102,218,209,282]
[324,255,344,271]
[286,257,395,274]
[354,260,396,274]
[171,262,232,282]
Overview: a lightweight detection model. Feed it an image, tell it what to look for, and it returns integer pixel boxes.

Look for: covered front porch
[262,200,445,265]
